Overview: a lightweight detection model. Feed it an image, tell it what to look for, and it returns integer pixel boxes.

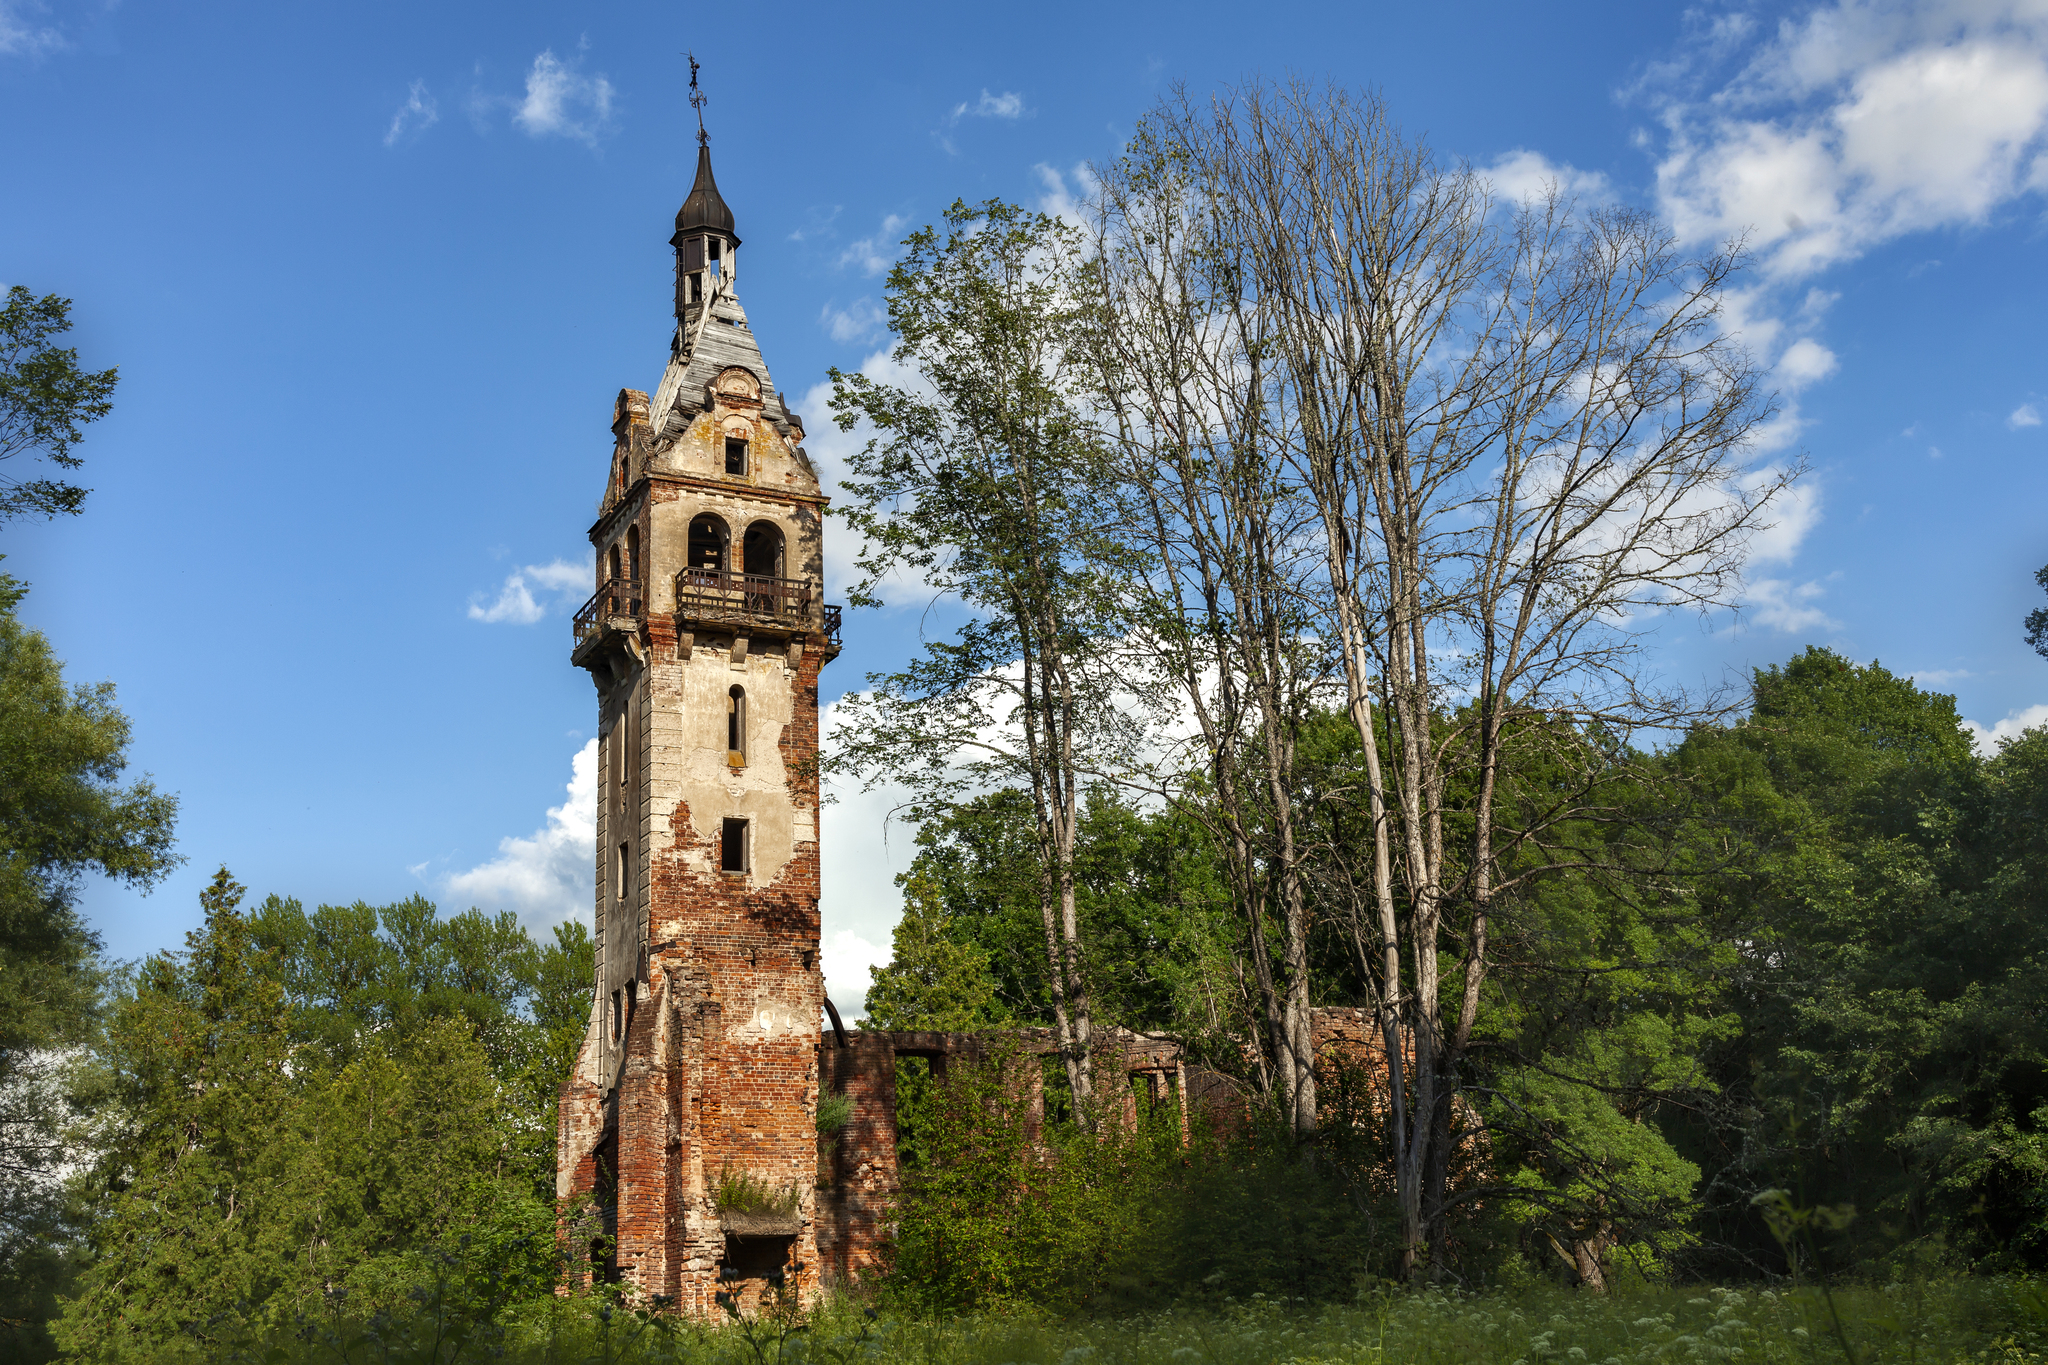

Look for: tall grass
[173,1278,2048,1365]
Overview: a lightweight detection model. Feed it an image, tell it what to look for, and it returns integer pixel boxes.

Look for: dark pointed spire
[673,54,738,245]
[674,143,737,243]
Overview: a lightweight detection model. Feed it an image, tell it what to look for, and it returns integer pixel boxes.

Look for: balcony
[676,568,841,645]
[574,577,641,646]
[572,573,843,647]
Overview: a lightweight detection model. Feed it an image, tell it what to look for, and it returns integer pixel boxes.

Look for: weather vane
[687,51,707,145]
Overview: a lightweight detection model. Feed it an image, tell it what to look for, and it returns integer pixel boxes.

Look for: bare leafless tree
[1094,80,1792,1277]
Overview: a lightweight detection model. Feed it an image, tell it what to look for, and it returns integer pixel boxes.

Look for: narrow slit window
[617,842,631,906]
[727,685,746,764]
[721,818,749,873]
[724,438,747,476]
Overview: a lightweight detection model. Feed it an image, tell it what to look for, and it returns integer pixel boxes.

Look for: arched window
[625,525,641,584]
[608,542,622,584]
[728,685,746,764]
[688,515,728,574]
[742,520,784,578]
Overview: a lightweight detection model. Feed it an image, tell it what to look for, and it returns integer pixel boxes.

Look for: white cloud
[1744,575,1840,634]
[819,298,885,344]
[1744,471,1823,564]
[1965,702,2048,756]
[1033,163,1099,227]
[838,214,909,277]
[817,694,927,1017]
[513,49,615,146]
[949,89,1028,122]
[468,557,591,625]
[442,739,596,930]
[1776,336,1840,390]
[385,79,439,146]
[1909,667,1974,685]
[1651,2,2048,281]
[0,0,62,57]
[1483,149,1614,206]
[2011,402,2043,428]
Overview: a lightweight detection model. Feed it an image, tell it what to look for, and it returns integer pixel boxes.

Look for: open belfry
[556,80,842,1315]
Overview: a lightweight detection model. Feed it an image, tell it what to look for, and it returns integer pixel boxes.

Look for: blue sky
[3,0,2045,1013]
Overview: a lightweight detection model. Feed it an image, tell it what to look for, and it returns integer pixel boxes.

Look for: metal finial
[687,51,707,146]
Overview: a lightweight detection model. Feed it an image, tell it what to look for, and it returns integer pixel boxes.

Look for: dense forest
[7,83,2048,1362]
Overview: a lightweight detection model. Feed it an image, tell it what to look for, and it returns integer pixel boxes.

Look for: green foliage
[246,894,594,1193]
[1665,649,2048,1272]
[0,573,178,1358]
[814,1092,852,1135]
[872,787,1235,1043]
[713,1166,802,1219]
[54,871,565,1359]
[883,1048,1399,1313]
[2026,562,2048,661]
[0,286,119,521]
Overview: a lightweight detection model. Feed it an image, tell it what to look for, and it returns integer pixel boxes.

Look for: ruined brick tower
[557,122,841,1316]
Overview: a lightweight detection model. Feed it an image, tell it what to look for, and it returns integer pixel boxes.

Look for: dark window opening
[608,544,621,582]
[689,515,727,572]
[721,817,749,873]
[742,521,784,578]
[609,989,622,1042]
[617,842,631,906]
[725,438,748,476]
[728,685,746,763]
[625,525,640,583]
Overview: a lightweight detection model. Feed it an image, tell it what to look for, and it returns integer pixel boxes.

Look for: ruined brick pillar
[558,128,840,1318]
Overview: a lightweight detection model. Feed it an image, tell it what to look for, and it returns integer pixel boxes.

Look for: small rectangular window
[725,438,747,476]
[721,818,749,873]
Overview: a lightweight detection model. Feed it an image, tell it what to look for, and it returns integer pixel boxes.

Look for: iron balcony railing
[676,568,815,630]
[572,571,842,647]
[573,577,641,645]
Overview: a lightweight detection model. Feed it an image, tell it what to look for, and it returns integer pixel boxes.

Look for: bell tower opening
[688,514,728,573]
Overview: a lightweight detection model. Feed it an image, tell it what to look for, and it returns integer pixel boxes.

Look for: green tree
[59,872,559,1358]
[1666,649,2048,1271]
[247,895,594,1194]
[865,869,1008,1032]
[57,869,298,1358]
[0,287,119,522]
[0,574,176,1358]
[828,199,1139,1115]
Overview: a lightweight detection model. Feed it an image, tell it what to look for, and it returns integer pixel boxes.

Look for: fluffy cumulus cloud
[1650,0,2048,281]
[1745,574,1841,634]
[468,557,590,625]
[514,49,615,145]
[442,740,596,929]
[2011,402,2043,428]
[385,79,439,146]
[1965,701,2048,755]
